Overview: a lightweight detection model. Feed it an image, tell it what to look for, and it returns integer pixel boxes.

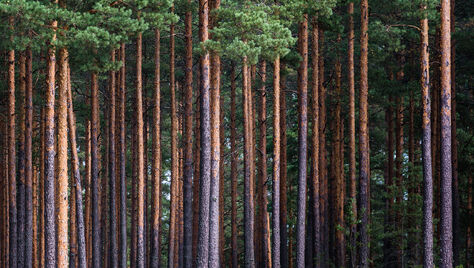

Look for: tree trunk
[256,61,271,268]
[450,1,460,265]
[44,16,57,266]
[67,65,87,268]
[347,3,357,266]
[8,18,18,267]
[18,52,26,268]
[183,1,194,264]
[56,47,69,268]
[119,42,128,268]
[272,56,281,268]
[230,65,238,268]
[131,111,137,268]
[193,63,201,265]
[196,0,212,264]
[310,19,320,268]
[209,0,221,264]
[334,35,345,267]
[242,58,256,268]
[420,11,433,266]
[107,50,118,267]
[280,63,289,268]
[296,15,309,268]
[439,0,453,265]
[135,29,146,268]
[150,29,162,268]
[359,0,370,265]
[85,120,92,268]
[91,70,102,268]
[25,46,33,268]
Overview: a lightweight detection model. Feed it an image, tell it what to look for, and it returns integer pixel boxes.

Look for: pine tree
[359,0,370,265]
[296,15,308,268]
[439,0,453,265]
[56,45,69,268]
[183,0,194,265]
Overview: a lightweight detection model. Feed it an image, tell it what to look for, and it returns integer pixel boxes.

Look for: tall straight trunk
[432,30,440,230]
[67,66,87,268]
[183,1,194,265]
[230,65,238,268]
[259,61,270,267]
[150,29,162,268]
[167,13,179,267]
[310,19,320,268]
[296,15,309,268]
[57,47,69,268]
[131,113,137,268]
[257,61,271,268]
[192,65,201,264]
[68,132,77,268]
[136,30,146,268]
[18,53,26,268]
[102,88,109,268]
[272,56,281,268]
[32,168,38,268]
[8,18,18,267]
[108,50,118,267]
[40,108,45,268]
[439,0,453,266]
[91,71,101,268]
[168,19,179,266]
[347,3,357,266]
[334,36,345,267]
[68,72,78,268]
[359,0,370,265]
[420,11,433,266]
[24,46,33,268]
[44,15,57,266]
[280,64,289,267]
[242,58,256,268]
[85,121,92,268]
[209,0,221,264]
[196,0,212,264]
[119,43,127,268]
[450,1,460,265]
[1,114,8,268]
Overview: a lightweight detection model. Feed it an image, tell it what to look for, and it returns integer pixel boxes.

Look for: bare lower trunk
[196,0,212,265]
[151,30,162,268]
[183,3,194,265]
[272,56,281,268]
[230,66,238,268]
[420,9,433,267]
[242,59,256,268]
[119,43,127,268]
[359,0,370,265]
[296,15,308,268]
[439,0,453,266]
[44,21,57,266]
[8,21,18,267]
[136,31,146,268]
[280,64,288,268]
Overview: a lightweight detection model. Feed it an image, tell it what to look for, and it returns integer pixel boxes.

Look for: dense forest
[0,0,473,267]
